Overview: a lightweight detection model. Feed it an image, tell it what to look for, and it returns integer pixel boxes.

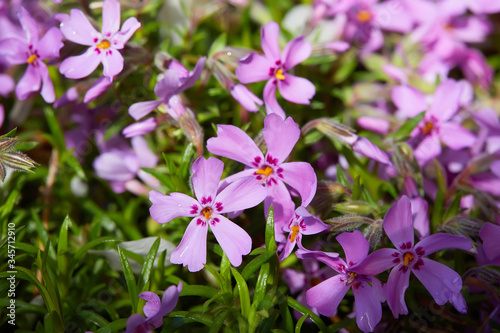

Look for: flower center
[201,207,213,220]
[27,54,37,64]
[421,121,434,135]
[275,69,285,80]
[256,165,273,178]
[356,10,372,23]
[347,271,358,284]
[97,40,111,49]
[403,252,414,266]
[290,225,300,242]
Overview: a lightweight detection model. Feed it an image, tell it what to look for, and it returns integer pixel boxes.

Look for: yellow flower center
[421,121,434,135]
[201,207,213,220]
[403,252,414,266]
[97,40,111,49]
[347,271,358,284]
[275,69,285,80]
[290,225,300,242]
[27,54,37,64]
[356,10,372,23]
[256,166,273,178]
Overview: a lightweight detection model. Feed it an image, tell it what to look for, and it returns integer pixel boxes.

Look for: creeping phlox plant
[1,0,500,332]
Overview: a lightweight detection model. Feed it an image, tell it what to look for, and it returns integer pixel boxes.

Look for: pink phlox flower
[59,0,141,79]
[279,206,330,261]
[128,57,206,120]
[302,230,384,333]
[125,283,182,333]
[206,114,317,242]
[0,7,63,103]
[149,156,266,272]
[235,21,315,119]
[353,196,473,318]
[403,177,429,238]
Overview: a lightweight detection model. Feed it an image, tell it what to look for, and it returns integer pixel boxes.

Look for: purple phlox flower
[84,76,113,103]
[403,176,429,238]
[279,206,330,261]
[473,108,500,155]
[0,7,63,103]
[59,0,141,79]
[357,116,390,135]
[230,84,263,112]
[149,156,266,272]
[0,104,4,129]
[353,196,473,318]
[302,230,384,333]
[129,57,206,120]
[464,0,500,14]
[125,283,182,333]
[235,21,315,119]
[0,74,15,97]
[398,79,476,165]
[206,114,317,242]
[122,117,158,138]
[93,135,160,195]
[479,222,500,264]
[457,47,493,90]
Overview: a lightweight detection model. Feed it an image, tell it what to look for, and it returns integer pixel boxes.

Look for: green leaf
[286,296,328,332]
[352,175,361,200]
[72,237,118,263]
[180,143,195,180]
[241,251,275,281]
[389,111,425,140]
[208,33,227,57]
[118,246,138,312]
[231,268,251,318]
[336,164,351,188]
[95,318,128,333]
[209,310,228,333]
[253,262,269,307]
[180,285,218,299]
[295,315,308,333]
[444,193,462,222]
[431,189,445,233]
[57,215,71,257]
[44,310,64,333]
[137,237,161,292]
[141,168,175,192]
[265,206,276,252]
[43,107,66,151]
[169,311,214,326]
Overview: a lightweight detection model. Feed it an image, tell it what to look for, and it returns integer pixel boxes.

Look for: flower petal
[281,36,311,70]
[263,114,300,163]
[139,291,161,318]
[170,218,208,272]
[101,0,121,37]
[125,314,147,333]
[60,8,100,45]
[353,137,391,165]
[261,21,281,62]
[206,124,263,167]
[38,61,56,103]
[480,222,500,261]
[263,78,286,118]
[123,117,157,138]
[215,176,267,213]
[353,282,383,333]
[131,136,158,169]
[210,214,252,267]
[280,162,317,207]
[230,84,263,112]
[59,47,102,79]
[414,131,441,164]
[439,122,476,150]
[147,284,182,328]
[264,179,295,232]
[102,49,123,78]
[18,7,39,45]
[296,206,329,235]
[37,27,63,60]
[412,258,464,307]
[336,230,369,267]
[0,74,15,97]
[428,79,461,122]
[129,100,162,121]
[191,156,223,203]
[0,38,29,65]
[149,190,199,224]
[306,275,349,317]
[15,64,41,100]
[93,151,137,182]
[415,233,472,256]
[113,17,141,49]
[386,266,410,318]
[84,76,113,103]
[383,195,414,249]
[282,268,306,294]
[236,53,273,84]
[277,74,315,105]
[352,248,399,276]
[391,85,427,118]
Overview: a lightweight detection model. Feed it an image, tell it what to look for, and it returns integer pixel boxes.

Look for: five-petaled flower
[236,21,315,118]
[149,156,266,272]
[59,0,141,79]
[353,196,473,317]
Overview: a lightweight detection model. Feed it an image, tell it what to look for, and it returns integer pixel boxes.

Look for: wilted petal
[282,36,311,70]
[102,49,124,78]
[306,275,349,317]
[353,282,382,333]
[384,196,414,249]
[261,21,281,62]
[210,214,252,267]
[59,47,102,79]
[236,53,272,84]
[263,114,300,163]
[386,267,410,318]
[391,85,427,118]
[102,0,121,36]
[412,258,463,306]
[36,27,63,60]
[149,190,199,223]
[337,230,369,267]
[352,248,399,276]
[278,74,315,105]
[206,124,263,167]
[191,156,223,202]
[415,233,472,256]
[60,9,100,45]
[170,218,208,272]
[16,65,41,100]
[439,123,476,150]
[280,162,317,207]
[215,176,267,213]
[129,100,163,121]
